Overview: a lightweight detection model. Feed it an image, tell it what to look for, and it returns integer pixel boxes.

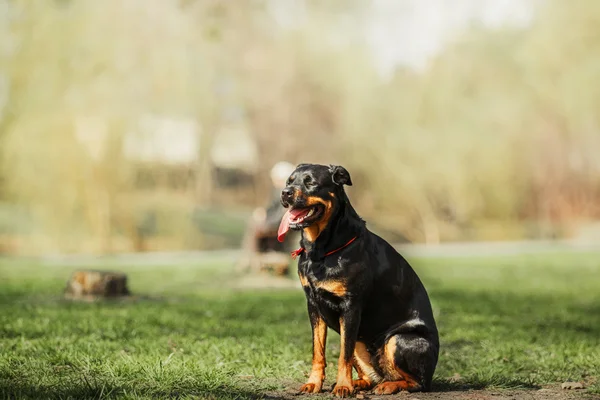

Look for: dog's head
[278,163,352,242]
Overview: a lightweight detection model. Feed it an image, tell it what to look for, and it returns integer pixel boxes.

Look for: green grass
[1,251,599,399]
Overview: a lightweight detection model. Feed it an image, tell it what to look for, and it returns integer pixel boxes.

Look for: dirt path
[265,384,598,400]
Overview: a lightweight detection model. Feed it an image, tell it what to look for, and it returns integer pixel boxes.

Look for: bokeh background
[1,0,600,256]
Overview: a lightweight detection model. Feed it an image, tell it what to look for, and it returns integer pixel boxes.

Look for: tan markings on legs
[314,280,346,297]
[379,335,398,378]
[352,341,381,390]
[332,317,354,397]
[374,336,422,394]
[298,274,309,287]
[302,197,333,242]
[299,318,327,394]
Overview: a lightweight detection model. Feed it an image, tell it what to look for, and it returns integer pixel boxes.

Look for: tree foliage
[0,0,598,253]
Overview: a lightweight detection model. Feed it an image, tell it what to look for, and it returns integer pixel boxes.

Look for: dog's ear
[329,165,352,186]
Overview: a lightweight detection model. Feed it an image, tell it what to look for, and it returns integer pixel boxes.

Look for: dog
[277,163,439,397]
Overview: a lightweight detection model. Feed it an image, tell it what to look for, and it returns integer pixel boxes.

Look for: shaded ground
[0,251,599,399]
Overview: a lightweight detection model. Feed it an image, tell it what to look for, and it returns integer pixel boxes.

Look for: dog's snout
[281,187,294,201]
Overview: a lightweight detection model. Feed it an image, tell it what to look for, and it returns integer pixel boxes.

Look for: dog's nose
[281,187,294,201]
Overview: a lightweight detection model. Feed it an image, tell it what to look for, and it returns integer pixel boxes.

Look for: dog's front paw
[332,383,354,398]
[299,382,322,394]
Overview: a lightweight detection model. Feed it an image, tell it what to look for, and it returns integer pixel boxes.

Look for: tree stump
[64,270,130,300]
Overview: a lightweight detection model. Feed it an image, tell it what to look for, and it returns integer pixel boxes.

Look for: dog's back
[358,231,439,389]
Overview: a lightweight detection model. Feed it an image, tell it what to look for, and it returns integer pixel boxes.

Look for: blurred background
[1,0,599,256]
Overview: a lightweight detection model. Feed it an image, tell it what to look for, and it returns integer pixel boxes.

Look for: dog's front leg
[332,306,361,398]
[299,301,327,394]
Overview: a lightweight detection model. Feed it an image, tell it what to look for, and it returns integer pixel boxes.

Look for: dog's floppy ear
[329,165,352,186]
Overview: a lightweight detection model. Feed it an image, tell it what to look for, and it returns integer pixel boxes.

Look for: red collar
[290,236,357,260]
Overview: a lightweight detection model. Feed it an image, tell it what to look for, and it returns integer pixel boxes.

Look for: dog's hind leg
[352,342,382,390]
[373,333,438,394]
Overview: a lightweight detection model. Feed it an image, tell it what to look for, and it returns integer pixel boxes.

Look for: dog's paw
[299,382,322,394]
[332,384,354,398]
[373,381,422,395]
[374,381,402,395]
[352,379,373,390]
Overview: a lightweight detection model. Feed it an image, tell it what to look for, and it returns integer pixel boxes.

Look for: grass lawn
[0,251,599,399]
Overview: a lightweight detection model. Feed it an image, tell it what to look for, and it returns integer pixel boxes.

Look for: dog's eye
[304,177,316,187]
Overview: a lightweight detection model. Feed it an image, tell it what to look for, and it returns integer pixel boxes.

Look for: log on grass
[65,270,130,299]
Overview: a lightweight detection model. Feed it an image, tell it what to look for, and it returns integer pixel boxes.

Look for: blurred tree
[1,0,218,252]
[1,0,600,253]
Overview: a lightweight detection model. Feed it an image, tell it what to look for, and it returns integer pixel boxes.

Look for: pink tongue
[277,208,310,242]
[277,211,290,243]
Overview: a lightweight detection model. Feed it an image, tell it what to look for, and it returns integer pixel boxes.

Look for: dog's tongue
[277,208,310,242]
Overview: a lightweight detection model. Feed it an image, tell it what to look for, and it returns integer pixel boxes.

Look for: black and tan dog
[277,163,439,397]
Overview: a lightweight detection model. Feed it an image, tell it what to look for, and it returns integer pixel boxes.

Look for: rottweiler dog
[277,164,439,397]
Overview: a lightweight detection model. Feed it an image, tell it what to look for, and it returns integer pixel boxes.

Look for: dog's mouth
[277,204,324,242]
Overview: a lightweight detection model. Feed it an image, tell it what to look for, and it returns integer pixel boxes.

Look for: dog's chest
[299,260,347,317]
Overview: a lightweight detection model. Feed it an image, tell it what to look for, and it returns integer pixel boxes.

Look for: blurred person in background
[237,161,297,274]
